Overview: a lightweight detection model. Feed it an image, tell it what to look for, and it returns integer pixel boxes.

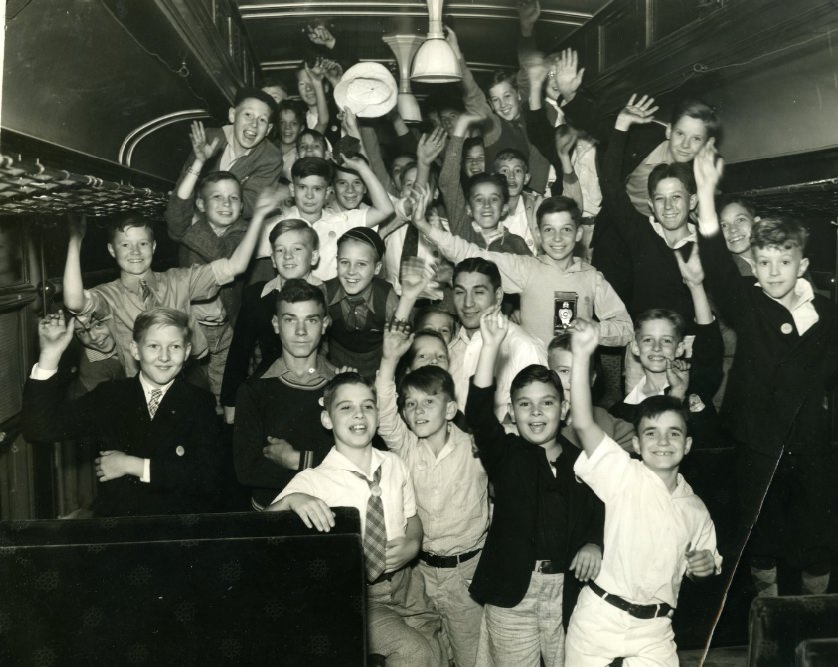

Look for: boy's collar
[138,371,175,397]
[762,277,815,311]
[624,376,667,405]
[647,216,697,250]
[261,273,322,298]
[261,354,333,384]
[322,444,383,479]
[328,280,376,308]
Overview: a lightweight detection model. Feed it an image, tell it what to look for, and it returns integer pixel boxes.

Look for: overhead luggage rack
[0,153,169,218]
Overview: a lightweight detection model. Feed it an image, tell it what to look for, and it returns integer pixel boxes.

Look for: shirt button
[175,446,185,457]
[780,323,793,334]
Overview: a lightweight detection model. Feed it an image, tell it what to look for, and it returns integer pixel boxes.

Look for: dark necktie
[139,279,151,302]
[352,467,387,582]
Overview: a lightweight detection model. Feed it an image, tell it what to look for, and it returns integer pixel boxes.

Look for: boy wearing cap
[325,228,399,381]
[177,87,283,220]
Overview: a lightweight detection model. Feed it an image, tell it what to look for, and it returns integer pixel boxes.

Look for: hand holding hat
[333,62,398,118]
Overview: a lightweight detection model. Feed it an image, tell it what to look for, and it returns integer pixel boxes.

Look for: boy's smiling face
[279,109,302,148]
[418,312,455,345]
[539,211,582,262]
[509,380,567,447]
[463,144,486,178]
[632,411,692,473]
[488,80,521,122]
[334,170,366,210]
[631,318,684,373]
[298,133,326,159]
[228,98,273,152]
[336,239,380,296]
[108,225,155,276]
[720,202,755,256]
[401,387,456,439]
[292,175,331,218]
[650,177,696,232]
[752,244,809,307]
[130,324,191,388]
[409,334,449,372]
[75,318,116,355]
[270,229,318,280]
[197,179,242,230]
[495,157,529,198]
[322,382,378,450]
[666,115,709,163]
[467,181,508,230]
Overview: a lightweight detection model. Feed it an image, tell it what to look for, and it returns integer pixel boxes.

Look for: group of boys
[20,3,836,665]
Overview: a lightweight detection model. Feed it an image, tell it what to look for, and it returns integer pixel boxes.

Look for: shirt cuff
[140,458,151,483]
[210,258,237,286]
[30,363,58,381]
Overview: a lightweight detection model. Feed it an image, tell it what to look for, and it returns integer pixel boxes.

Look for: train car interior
[1,0,838,664]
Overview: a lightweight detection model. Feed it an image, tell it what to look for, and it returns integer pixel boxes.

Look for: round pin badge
[175,446,185,457]
[780,322,793,334]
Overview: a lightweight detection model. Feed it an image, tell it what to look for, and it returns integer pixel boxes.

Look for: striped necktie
[353,466,387,582]
[148,388,162,419]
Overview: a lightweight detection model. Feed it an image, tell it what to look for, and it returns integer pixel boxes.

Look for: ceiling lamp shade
[410,0,462,83]
[383,34,425,122]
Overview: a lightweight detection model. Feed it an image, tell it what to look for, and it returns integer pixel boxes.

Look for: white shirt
[766,277,819,335]
[448,321,547,422]
[575,435,722,607]
[276,447,417,554]
[312,208,373,282]
[503,197,539,255]
[218,125,252,171]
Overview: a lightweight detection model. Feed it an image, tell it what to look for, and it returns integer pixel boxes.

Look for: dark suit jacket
[465,381,604,614]
[699,230,838,457]
[176,126,283,220]
[23,374,223,517]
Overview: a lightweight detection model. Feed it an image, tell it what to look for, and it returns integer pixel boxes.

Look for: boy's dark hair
[291,156,334,182]
[510,364,564,402]
[671,99,720,140]
[750,217,809,252]
[337,227,385,261]
[397,365,456,411]
[399,329,450,374]
[465,172,510,205]
[487,70,518,93]
[261,76,289,96]
[197,171,241,199]
[296,128,327,152]
[234,87,278,115]
[108,214,155,245]
[268,218,319,251]
[492,148,529,172]
[427,93,464,116]
[414,305,456,331]
[463,137,484,155]
[536,196,582,229]
[717,194,757,219]
[453,257,502,293]
[332,154,370,179]
[634,394,689,433]
[647,162,696,198]
[275,278,326,316]
[133,307,190,343]
[547,332,572,353]
[634,308,686,341]
[277,99,306,127]
[322,371,376,413]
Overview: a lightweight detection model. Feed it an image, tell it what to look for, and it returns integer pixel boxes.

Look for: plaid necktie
[148,388,162,419]
[139,279,151,302]
[353,467,387,582]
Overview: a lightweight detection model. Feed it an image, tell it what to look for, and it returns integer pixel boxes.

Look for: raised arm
[166,122,220,241]
[570,318,606,456]
[438,114,482,239]
[306,60,331,134]
[227,186,283,275]
[415,126,446,190]
[63,213,86,314]
[375,321,414,452]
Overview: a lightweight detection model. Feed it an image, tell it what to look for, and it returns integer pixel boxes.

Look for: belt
[588,581,674,619]
[533,559,562,575]
[419,549,481,568]
[367,569,399,587]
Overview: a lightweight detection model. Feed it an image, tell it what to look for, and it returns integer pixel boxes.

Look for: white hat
[333,62,398,118]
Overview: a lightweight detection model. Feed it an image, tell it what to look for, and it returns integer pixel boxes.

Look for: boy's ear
[797,257,810,277]
[310,249,320,267]
[320,409,333,431]
[684,436,693,456]
[320,314,331,335]
[271,314,280,334]
[507,402,515,422]
[560,399,570,422]
[183,342,193,360]
[445,400,458,421]
[675,340,686,358]
[465,202,473,218]
[664,123,672,140]
[289,183,296,198]
[270,254,278,271]
[631,435,641,456]
[374,260,383,276]
[574,224,584,242]
[500,203,509,220]
[688,193,698,211]
[630,339,640,357]
[524,172,531,186]
[228,107,237,124]
[196,197,206,213]
[107,243,116,259]
[129,339,140,362]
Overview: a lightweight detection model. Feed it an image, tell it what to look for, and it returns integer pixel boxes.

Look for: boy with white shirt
[565,319,721,665]
[270,372,445,667]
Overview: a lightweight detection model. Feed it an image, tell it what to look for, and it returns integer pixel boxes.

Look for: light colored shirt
[649,218,697,250]
[448,321,547,422]
[256,205,321,258]
[503,197,540,256]
[218,125,253,171]
[260,273,324,298]
[428,226,634,347]
[276,447,417,565]
[312,208,374,282]
[766,277,819,335]
[575,434,722,607]
[375,376,489,555]
[623,376,667,406]
[626,140,670,216]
